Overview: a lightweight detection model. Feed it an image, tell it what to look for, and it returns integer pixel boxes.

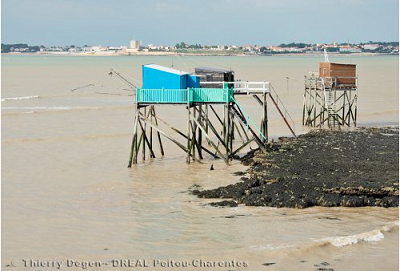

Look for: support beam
[153,112,219,158]
[189,110,229,165]
[138,119,156,159]
[150,106,164,156]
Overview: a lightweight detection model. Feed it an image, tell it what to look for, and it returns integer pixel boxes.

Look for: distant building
[125,39,140,53]
[339,46,362,53]
[90,46,104,53]
[130,39,139,50]
[362,44,380,50]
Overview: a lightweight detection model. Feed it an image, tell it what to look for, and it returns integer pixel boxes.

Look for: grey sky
[1,0,399,46]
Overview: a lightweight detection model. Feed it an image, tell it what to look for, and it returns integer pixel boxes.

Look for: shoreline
[193,127,399,208]
[2,52,398,57]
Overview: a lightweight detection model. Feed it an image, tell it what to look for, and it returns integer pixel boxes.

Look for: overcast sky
[1,0,399,46]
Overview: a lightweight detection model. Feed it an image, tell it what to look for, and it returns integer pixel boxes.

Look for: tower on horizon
[130,39,139,50]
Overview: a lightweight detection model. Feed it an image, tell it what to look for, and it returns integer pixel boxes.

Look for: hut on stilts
[303,62,358,128]
[112,64,296,166]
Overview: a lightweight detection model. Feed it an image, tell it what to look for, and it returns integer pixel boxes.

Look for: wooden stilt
[128,105,139,167]
[205,105,209,134]
[138,119,156,159]
[229,104,234,157]
[186,105,191,164]
[198,105,203,159]
[142,107,146,161]
[149,106,154,158]
[150,107,164,156]
[192,106,196,160]
[224,103,229,158]
[262,93,268,142]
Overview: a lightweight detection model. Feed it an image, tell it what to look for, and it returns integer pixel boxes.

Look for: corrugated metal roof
[329,63,356,67]
[144,64,189,75]
[195,66,233,73]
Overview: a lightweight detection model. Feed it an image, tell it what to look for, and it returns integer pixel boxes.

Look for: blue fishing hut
[137,64,232,104]
[142,64,200,89]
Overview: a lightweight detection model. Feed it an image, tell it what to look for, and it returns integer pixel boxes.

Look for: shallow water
[2,54,399,270]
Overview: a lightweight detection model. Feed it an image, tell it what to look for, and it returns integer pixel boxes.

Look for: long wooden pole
[142,107,146,161]
[149,106,154,158]
[128,105,139,167]
[186,105,191,164]
[151,107,164,156]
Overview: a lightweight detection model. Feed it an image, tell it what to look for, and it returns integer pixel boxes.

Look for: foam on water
[1,95,40,102]
[249,244,297,251]
[321,220,398,247]
[250,221,399,253]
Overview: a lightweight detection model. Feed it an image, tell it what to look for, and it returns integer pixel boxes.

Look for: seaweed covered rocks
[193,127,399,208]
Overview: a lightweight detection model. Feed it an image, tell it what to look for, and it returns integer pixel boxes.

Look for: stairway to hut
[230,97,267,151]
[326,89,336,126]
[322,78,337,127]
[268,84,296,137]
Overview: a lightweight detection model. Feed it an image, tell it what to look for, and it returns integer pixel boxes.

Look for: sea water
[2,54,399,270]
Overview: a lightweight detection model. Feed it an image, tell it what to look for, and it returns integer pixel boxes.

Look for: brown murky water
[2,55,399,270]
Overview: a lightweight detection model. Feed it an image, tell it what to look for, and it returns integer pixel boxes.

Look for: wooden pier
[128,81,296,166]
[110,64,296,166]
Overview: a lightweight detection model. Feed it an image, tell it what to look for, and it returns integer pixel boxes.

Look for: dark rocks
[209,200,238,207]
[194,127,399,208]
[233,171,247,176]
[262,262,276,266]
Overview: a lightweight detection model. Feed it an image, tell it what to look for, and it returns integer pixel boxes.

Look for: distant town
[2,40,399,56]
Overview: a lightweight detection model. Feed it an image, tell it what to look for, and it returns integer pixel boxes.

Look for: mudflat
[193,127,399,208]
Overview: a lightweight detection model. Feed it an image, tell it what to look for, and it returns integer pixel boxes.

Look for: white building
[363,44,380,50]
[90,46,104,53]
[130,39,139,50]
[339,47,362,53]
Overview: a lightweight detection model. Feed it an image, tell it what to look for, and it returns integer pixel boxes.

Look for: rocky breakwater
[193,127,399,208]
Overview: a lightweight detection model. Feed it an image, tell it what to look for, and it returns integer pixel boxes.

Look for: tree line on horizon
[2,41,399,54]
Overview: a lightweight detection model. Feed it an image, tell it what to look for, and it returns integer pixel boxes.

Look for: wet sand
[194,127,399,208]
